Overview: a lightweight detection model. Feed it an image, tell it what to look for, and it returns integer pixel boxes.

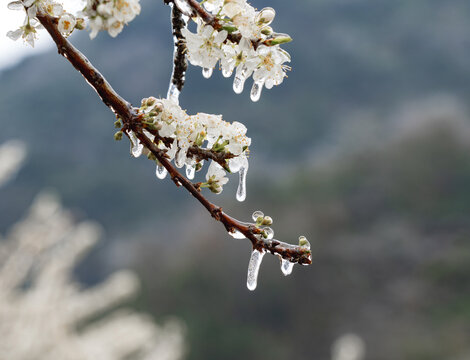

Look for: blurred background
[1,0,470,359]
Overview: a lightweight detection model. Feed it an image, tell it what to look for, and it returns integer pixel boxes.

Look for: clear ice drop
[247,249,265,291]
[252,210,264,221]
[202,67,213,79]
[129,131,143,158]
[228,229,246,239]
[185,164,195,179]
[222,67,233,78]
[233,74,246,94]
[263,227,274,239]
[280,258,294,276]
[156,164,168,179]
[250,80,264,102]
[236,162,248,202]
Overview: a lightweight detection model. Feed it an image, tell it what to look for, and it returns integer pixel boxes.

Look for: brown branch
[35,11,311,265]
[169,4,188,93]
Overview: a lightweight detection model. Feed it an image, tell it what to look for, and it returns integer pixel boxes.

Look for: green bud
[261,216,273,226]
[147,153,157,161]
[114,131,123,141]
[261,26,273,36]
[114,119,123,128]
[222,25,238,33]
[265,34,292,46]
[75,18,86,30]
[195,162,203,172]
[298,236,310,249]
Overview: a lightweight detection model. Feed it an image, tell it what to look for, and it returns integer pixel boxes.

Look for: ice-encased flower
[58,13,76,36]
[182,25,227,69]
[205,161,229,193]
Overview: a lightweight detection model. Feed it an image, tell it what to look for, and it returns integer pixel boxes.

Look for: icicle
[233,74,247,94]
[156,163,168,179]
[250,80,264,102]
[280,258,294,276]
[247,249,265,291]
[167,83,180,104]
[128,131,143,158]
[236,161,248,202]
[222,67,233,78]
[175,149,185,168]
[228,229,246,239]
[185,164,195,179]
[202,67,213,79]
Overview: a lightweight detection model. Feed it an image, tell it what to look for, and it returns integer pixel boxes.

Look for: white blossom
[58,13,76,36]
[205,161,229,193]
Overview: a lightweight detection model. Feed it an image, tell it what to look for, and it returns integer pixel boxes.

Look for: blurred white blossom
[0,143,185,360]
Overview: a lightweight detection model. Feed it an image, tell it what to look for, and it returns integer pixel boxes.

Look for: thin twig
[168,4,188,95]
[35,11,311,265]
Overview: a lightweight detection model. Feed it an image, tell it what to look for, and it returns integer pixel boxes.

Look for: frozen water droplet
[264,227,274,239]
[228,229,246,239]
[185,164,195,179]
[167,83,180,104]
[233,74,246,94]
[256,7,276,26]
[247,249,265,291]
[129,131,143,158]
[236,161,248,202]
[250,80,264,102]
[156,164,168,179]
[280,258,294,276]
[175,149,186,168]
[252,210,264,221]
[202,67,213,79]
[222,67,233,78]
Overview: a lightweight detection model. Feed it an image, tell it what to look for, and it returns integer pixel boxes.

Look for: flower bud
[298,236,310,249]
[114,130,123,141]
[265,33,292,46]
[256,7,276,26]
[75,18,86,30]
[114,119,123,128]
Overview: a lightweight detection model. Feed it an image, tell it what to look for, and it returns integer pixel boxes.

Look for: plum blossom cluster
[6,0,83,46]
[180,0,292,102]
[122,97,251,199]
[82,0,141,39]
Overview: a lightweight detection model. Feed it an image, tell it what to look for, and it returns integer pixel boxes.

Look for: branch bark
[35,11,311,265]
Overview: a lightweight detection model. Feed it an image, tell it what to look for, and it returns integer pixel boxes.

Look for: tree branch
[35,11,311,265]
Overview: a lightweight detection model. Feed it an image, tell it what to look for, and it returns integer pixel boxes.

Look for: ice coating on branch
[280,258,294,276]
[236,159,248,202]
[167,83,181,104]
[156,163,168,180]
[247,249,265,291]
[174,0,194,17]
[228,229,246,239]
[128,130,143,158]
